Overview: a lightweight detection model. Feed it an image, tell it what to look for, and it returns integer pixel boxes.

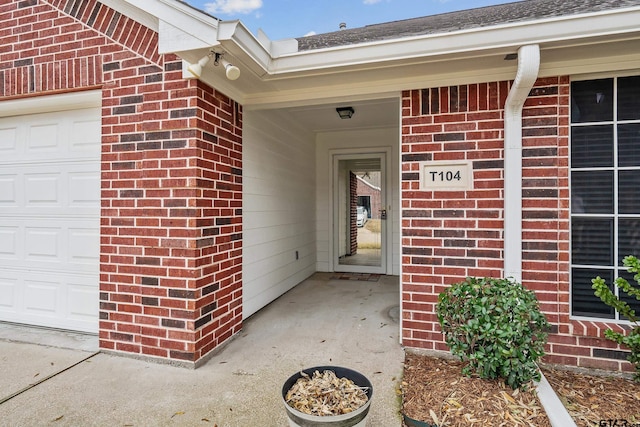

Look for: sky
[183,0,513,40]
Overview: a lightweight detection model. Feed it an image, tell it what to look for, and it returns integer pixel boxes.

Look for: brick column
[350,171,358,255]
[1,0,244,366]
[100,61,243,365]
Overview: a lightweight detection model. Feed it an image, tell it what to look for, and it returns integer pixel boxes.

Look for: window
[570,75,640,319]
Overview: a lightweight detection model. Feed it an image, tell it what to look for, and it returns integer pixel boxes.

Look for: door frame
[330,148,391,274]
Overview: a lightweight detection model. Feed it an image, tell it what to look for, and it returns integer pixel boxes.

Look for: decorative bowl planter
[282,366,373,427]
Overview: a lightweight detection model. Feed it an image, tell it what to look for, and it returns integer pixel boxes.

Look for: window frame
[569,71,640,323]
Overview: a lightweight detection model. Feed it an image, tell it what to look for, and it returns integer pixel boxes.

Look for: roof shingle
[296,0,640,51]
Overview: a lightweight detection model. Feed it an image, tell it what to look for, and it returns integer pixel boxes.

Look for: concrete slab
[0,273,404,426]
[0,341,95,404]
[0,323,98,352]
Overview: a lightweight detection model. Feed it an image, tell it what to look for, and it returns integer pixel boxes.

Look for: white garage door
[0,100,100,333]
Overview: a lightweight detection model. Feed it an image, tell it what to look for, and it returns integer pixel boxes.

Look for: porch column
[100,60,243,366]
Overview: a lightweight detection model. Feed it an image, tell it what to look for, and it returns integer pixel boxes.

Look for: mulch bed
[402,353,551,426]
[402,353,640,427]
[541,366,640,427]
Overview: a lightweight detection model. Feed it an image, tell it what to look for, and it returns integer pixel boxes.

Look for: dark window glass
[571,75,640,320]
[619,219,640,265]
[618,270,640,320]
[571,268,614,318]
[618,76,640,121]
[618,123,640,167]
[571,170,613,214]
[571,218,613,265]
[571,79,613,123]
[619,170,640,214]
[571,125,613,168]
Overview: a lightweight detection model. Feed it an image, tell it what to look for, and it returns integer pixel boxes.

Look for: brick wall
[357,176,381,220]
[1,0,242,365]
[349,171,357,255]
[401,79,634,372]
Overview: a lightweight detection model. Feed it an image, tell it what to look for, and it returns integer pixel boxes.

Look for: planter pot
[282,366,373,427]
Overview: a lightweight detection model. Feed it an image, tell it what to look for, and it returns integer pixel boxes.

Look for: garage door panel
[0,219,98,272]
[24,278,59,315]
[25,173,61,206]
[0,125,18,153]
[27,121,61,152]
[0,174,18,206]
[67,278,99,321]
[26,226,62,262]
[0,111,100,162]
[69,118,101,155]
[68,227,100,265]
[68,171,100,207]
[0,276,18,312]
[0,164,99,215]
[0,103,100,333]
[0,268,98,332]
[0,226,18,258]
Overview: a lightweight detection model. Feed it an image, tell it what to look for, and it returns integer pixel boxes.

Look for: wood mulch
[401,353,551,427]
[402,353,640,427]
[541,366,640,427]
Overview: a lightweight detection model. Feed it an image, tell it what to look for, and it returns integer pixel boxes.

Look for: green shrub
[436,277,549,390]
[592,255,640,381]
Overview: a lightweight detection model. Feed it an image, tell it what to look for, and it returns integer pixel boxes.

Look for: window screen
[571,75,640,319]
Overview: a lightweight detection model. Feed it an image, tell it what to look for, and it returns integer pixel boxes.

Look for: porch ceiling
[278,98,400,134]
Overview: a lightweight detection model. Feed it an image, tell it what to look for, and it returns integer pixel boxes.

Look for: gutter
[503,44,540,283]
[214,7,640,77]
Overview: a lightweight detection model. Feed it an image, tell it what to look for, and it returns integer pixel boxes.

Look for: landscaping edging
[535,370,577,427]
[401,350,578,427]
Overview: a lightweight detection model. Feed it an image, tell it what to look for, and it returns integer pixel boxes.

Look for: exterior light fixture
[186,51,240,81]
[214,53,241,81]
[336,106,355,119]
[186,52,212,78]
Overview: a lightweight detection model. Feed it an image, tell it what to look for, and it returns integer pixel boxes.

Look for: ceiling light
[336,106,355,119]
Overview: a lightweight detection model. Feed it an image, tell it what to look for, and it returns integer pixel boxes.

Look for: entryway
[0,273,404,426]
[333,153,388,274]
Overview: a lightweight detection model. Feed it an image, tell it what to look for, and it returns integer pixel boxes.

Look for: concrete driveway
[0,273,404,426]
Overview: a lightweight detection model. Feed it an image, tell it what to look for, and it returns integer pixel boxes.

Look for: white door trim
[330,148,392,274]
[0,90,102,118]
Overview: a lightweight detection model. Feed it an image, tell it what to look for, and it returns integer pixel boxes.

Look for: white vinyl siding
[242,109,317,319]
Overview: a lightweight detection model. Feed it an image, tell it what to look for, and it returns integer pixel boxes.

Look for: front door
[333,153,386,274]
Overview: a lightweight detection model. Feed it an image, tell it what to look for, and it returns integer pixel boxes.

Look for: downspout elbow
[504,44,540,283]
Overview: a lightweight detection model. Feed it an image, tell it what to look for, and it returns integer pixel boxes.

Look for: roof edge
[267,6,640,75]
[214,4,640,79]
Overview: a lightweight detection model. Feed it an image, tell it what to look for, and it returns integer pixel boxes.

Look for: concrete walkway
[0,273,404,426]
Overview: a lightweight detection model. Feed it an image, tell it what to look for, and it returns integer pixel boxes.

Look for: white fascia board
[159,20,218,53]
[102,0,221,53]
[266,7,640,76]
[215,5,640,79]
[100,0,159,31]
[242,62,519,109]
[216,20,273,77]
[540,51,640,79]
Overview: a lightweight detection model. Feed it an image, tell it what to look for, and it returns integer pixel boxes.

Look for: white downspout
[504,44,540,283]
